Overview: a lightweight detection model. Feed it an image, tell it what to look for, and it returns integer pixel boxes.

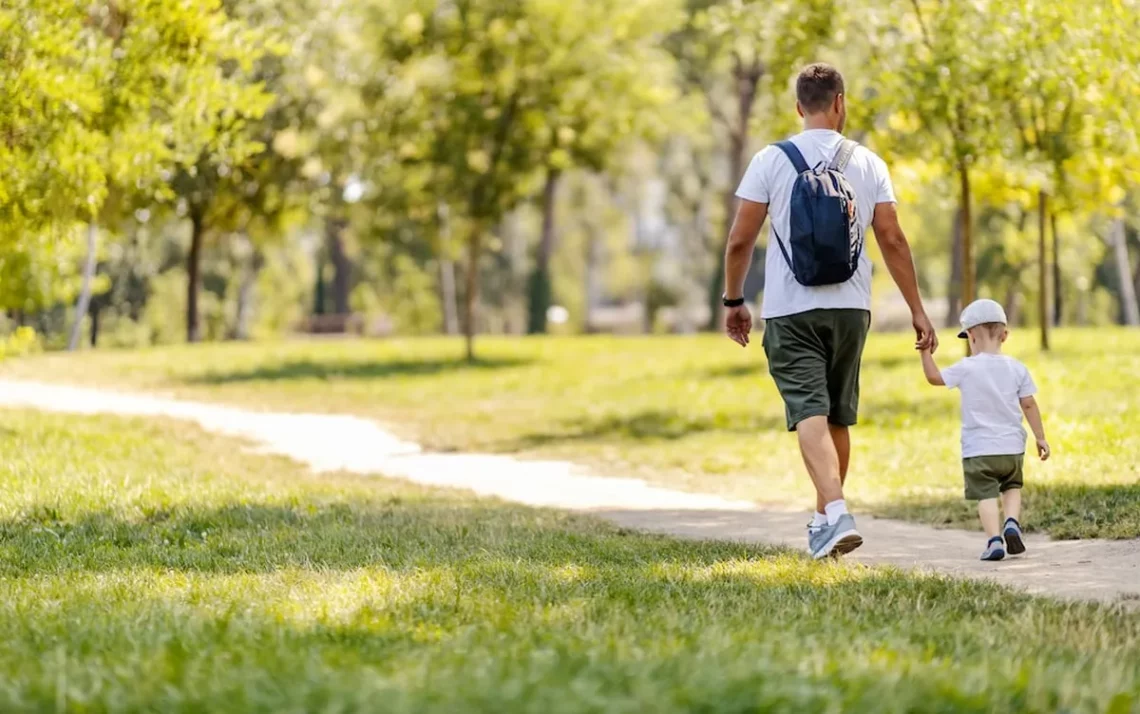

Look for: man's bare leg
[816,424,850,514]
[798,415,844,508]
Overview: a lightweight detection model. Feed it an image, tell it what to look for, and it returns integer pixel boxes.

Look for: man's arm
[871,201,938,352]
[724,199,767,300]
[722,200,767,347]
[919,348,944,386]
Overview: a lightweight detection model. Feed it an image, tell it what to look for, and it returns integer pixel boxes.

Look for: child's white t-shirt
[940,353,1037,459]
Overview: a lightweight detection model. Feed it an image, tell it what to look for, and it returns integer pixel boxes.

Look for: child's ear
[1000,329,1009,343]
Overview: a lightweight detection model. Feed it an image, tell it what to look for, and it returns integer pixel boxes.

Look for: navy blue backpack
[771,139,863,286]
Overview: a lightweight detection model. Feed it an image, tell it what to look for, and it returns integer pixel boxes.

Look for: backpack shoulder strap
[774,141,810,174]
[829,139,859,172]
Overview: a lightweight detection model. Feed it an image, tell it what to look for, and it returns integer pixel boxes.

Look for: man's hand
[913,311,938,353]
[725,305,752,347]
[1037,439,1051,461]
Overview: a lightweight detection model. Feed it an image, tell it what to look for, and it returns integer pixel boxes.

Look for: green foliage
[0,1,106,233]
[0,0,275,323]
[0,327,41,360]
[6,0,1140,341]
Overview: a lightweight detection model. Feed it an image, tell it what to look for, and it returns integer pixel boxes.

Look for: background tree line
[3,0,1140,359]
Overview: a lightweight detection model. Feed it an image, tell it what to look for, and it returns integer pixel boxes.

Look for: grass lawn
[4,328,1139,539]
[1,409,1139,712]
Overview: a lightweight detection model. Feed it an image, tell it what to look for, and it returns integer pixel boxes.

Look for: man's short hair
[969,322,1007,339]
[796,63,845,114]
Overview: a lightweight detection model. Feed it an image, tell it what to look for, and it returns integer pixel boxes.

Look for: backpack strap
[829,139,859,172]
[774,141,810,174]
[771,141,808,276]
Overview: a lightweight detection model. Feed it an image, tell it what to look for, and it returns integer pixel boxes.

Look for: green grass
[1,409,1139,712]
[5,328,1140,538]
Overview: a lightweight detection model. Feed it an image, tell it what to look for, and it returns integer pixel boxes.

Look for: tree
[160,0,296,342]
[1,0,107,325]
[0,1,105,238]
[1000,0,1131,348]
[57,0,274,347]
[363,0,678,358]
[867,0,1014,316]
[519,0,679,334]
[668,0,838,329]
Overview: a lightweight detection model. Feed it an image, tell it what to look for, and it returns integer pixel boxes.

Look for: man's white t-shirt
[735,129,896,319]
[941,353,1037,459]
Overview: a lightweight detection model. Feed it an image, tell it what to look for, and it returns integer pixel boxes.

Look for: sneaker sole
[1004,529,1026,555]
[812,529,863,560]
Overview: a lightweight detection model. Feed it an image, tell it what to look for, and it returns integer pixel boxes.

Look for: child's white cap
[958,299,1007,338]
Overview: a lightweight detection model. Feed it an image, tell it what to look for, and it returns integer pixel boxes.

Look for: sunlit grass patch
[0,409,1138,711]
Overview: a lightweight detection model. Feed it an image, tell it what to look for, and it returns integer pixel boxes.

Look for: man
[721,63,938,558]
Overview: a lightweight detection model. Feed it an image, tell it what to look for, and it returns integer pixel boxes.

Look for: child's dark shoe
[980,536,1005,561]
[1003,517,1026,555]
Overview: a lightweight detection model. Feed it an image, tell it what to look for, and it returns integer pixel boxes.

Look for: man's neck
[802,115,840,132]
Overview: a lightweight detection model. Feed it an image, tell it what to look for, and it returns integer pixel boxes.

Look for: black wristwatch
[722,294,745,308]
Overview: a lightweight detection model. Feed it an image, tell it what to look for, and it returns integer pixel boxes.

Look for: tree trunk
[464,225,483,362]
[187,209,205,343]
[527,168,561,335]
[1037,190,1050,351]
[313,247,327,316]
[584,229,602,334]
[438,203,459,336]
[231,242,263,341]
[1112,218,1140,326]
[1051,211,1062,326]
[326,218,351,315]
[1132,239,1140,323]
[67,221,98,351]
[1003,283,1022,328]
[89,301,100,348]
[958,162,975,308]
[946,207,964,327]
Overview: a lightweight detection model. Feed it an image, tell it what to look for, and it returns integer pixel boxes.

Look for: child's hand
[1036,439,1051,461]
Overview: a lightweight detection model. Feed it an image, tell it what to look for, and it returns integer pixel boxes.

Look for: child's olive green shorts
[761,309,871,432]
[962,454,1024,500]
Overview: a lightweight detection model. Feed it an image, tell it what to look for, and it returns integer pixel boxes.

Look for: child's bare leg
[1000,488,1021,523]
[977,499,1001,538]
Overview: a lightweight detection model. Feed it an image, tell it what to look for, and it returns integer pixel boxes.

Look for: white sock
[824,499,848,526]
[810,512,827,528]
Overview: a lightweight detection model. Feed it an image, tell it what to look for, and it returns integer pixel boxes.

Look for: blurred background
[3,0,1140,359]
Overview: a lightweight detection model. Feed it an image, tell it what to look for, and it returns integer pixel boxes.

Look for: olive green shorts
[962,454,1024,500]
[761,309,871,431]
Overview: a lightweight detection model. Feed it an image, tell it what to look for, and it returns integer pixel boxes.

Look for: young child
[919,298,1050,561]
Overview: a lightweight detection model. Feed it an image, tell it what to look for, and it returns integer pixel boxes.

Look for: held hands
[724,305,752,347]
[1036,439,1051,461]
[913,311,939,353]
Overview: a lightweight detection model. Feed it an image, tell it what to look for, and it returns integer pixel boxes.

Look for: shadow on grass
[184,356,533,385]
[698,347,919,381]
[858,394,957,426]
[699,362,768,379]
[874,482,1140,540]
[860,353,917,371]
[0,495,783,576]
[499,408,789,450]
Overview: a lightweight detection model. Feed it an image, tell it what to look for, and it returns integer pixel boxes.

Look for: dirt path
[2,379,1137,606]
